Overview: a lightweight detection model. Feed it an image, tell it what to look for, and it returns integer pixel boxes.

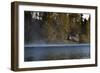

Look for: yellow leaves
[42,12,90,43]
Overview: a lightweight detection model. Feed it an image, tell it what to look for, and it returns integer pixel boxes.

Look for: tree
[79,14,90,43]
[24,11,33,43]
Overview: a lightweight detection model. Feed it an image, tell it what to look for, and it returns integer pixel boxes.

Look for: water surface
[24,44,90,61]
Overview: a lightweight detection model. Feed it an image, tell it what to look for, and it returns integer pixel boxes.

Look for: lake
[24,44,90,61]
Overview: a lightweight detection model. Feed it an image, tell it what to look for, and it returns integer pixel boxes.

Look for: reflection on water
[24,44,90,62]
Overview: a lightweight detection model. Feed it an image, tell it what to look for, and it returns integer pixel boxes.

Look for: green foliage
[79,16,90,43]
[24,11,90,44]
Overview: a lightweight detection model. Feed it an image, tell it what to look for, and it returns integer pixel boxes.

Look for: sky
[31,12,90,20]
[82,14,90,20]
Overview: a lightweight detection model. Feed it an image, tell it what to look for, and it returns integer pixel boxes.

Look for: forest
[24,11,90,44]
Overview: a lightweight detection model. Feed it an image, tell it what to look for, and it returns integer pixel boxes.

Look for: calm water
[24,44,90,61]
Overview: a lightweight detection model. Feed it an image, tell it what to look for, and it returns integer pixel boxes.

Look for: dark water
[24,44,90,61]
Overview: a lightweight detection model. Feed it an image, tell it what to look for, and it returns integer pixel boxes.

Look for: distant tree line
[24,11,90,44]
